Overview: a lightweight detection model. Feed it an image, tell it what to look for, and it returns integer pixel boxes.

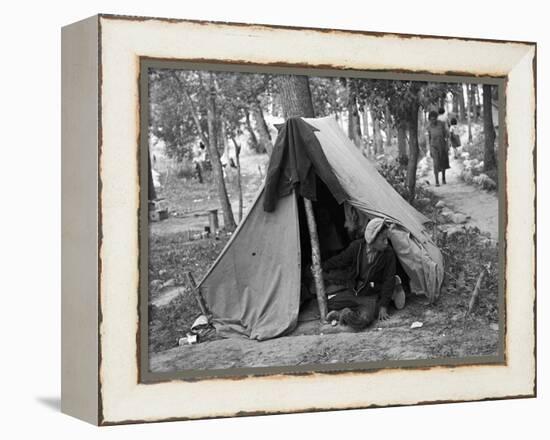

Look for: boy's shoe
[392,275,406,310]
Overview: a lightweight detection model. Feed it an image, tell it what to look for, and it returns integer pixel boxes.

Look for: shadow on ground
[36,396,61,412]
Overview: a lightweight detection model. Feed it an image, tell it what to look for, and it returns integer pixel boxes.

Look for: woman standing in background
[427,110,450,186]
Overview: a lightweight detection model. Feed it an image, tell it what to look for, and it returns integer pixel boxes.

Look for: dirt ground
[151,293,499,373]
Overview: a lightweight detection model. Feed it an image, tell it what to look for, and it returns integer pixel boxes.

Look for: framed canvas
[61,14,536,425]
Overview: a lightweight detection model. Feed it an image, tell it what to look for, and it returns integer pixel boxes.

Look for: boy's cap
[364,218,386,244]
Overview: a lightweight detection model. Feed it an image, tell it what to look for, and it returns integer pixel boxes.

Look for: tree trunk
[385,105,393,150]
[148,152,156,200]
[252,102,273,155]
[466,84,473,143]
[172,73,210,148]
[475,85,481,121]
[372,114,383,155]
[452,92,459,115]
[346,80,354,140]
[361,105,370,157]
[220,120,230,165]
[423,110,431,154]
[276,75,327,323]
[470,84,478,123]
[406,102,420,202]
[397,120,408,165]
[458,86,466,122]
[346,79,362,148]
[205,74,236,231]
[244,109,263,153]
[362,104,370,143]
[277,75,316,118]
[230,136,244,222]
[482,84,497,171]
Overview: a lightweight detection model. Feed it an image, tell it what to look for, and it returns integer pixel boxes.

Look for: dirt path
[427,156,498,240]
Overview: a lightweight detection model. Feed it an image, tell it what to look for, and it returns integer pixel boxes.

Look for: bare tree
[372,114,384,154]
[385,104,393,150]
[251,102,273,155]
[346,78,362,147]
[166,71,236,231]
[397,120,408,165]
[482,84,497,171]
[205,73,237,231]
[244,108,262,153]
[406,102,421,201]
[457,87,466,122]
[465,84,473,143]
[362,103,371,146]
[230,134,244,222]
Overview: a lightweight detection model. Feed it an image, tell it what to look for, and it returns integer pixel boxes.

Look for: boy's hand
[378,306,390,321]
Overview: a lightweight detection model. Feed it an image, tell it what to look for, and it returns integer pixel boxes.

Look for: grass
[148,234,230,353]
[156,154,267,217]
[439,226,499,323]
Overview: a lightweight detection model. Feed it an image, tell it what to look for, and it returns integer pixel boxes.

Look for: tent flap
[264,117,347,212]
[200,190,301,340]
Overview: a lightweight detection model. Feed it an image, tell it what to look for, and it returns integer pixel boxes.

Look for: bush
[376,157,438,216]
[439,226,499,322]
[376,158,409,200]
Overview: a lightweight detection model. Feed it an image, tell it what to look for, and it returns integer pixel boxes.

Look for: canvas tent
[198,116,444,340]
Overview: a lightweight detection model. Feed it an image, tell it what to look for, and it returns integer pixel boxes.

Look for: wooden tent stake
[463,267,487,330]
[467,268,487,315]
[303,198,328,323]
[185,271,210,319]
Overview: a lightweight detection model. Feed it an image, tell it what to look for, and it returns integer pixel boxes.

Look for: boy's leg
[442,169,446,185]
[327,291,360,311]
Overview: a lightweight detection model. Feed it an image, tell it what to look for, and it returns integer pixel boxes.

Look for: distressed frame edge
[96,12,537,47]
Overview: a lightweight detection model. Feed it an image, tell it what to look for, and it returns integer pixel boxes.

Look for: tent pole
[303,198,328,324]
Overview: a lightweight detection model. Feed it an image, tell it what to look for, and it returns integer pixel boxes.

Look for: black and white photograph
[144,66,503,375]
